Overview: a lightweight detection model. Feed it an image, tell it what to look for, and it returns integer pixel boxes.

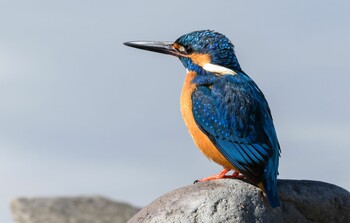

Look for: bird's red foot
[194,168,245,183]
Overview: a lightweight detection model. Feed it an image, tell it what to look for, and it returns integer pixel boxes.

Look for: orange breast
[180,71,236,170]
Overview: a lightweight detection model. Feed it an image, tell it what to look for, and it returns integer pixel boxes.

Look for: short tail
[260,157,280,208]
[263,178,280,208]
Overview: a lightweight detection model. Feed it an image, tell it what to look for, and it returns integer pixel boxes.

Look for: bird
[124,30,281,208]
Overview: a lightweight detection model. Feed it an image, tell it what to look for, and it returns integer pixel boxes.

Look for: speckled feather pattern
[192,74,274,182]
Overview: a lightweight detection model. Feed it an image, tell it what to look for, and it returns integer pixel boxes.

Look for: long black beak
[123,41,181,57]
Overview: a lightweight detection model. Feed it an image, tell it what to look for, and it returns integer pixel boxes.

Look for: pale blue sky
[1,1,350,222]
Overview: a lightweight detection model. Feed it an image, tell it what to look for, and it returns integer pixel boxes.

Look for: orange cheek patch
[173,43,180,49]
[190,53,211,66]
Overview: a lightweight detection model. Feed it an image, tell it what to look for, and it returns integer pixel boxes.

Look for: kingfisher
[124,30,281,208]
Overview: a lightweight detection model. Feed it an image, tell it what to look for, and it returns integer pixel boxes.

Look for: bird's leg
[195,168,229,183]
[229,171,245,179]
[195,168,245,183]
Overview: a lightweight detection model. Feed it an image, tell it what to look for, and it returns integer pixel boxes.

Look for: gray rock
[11,196,140,223]
[128,179,350,223]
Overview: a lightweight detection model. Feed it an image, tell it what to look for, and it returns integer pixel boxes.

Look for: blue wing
[192,74,280,206]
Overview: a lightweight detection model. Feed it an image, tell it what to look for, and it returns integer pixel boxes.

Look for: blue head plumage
[174,30,242,73]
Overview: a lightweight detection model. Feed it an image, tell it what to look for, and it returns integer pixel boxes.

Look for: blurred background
[1,1,349,222]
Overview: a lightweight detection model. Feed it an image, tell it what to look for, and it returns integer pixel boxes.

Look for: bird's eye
[184,45,193,54]
[178,45,193,54]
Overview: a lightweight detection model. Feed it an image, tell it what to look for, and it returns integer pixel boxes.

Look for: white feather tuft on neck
[202,63,236,75]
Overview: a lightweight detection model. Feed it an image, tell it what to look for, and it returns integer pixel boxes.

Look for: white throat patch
[202,63,236,75]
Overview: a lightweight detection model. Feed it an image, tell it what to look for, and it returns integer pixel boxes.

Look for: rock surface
[128,179,350,223]
[11,196,139,223]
